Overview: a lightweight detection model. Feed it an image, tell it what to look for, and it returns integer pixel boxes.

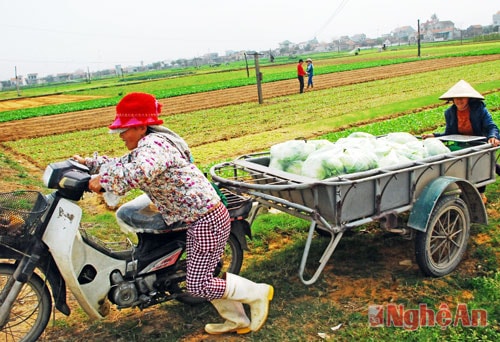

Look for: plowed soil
[0,54,499,341]
[0,94,102,111]
[0,55,498,143]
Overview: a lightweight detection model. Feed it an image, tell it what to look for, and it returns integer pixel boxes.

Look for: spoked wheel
[175,233,243,305]
[415,196,470,277]
[0,263,52,342]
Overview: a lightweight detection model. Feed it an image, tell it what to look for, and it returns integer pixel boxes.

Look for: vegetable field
[0,42,499,341]
[0,54,498,143]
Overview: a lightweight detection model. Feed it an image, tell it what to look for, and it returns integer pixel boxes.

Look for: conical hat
[439,80,484,100]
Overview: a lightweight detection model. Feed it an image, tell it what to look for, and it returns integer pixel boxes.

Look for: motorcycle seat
[117,203,186,234]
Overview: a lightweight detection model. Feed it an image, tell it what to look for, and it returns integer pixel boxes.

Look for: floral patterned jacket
[85,133,220,225]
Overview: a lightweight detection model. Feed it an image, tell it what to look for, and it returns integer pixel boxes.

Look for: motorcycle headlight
[42,163,57,188]
[42,159,90,189]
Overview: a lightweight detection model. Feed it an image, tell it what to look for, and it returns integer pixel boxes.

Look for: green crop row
[5,65,499,172]
[1,41,499,123]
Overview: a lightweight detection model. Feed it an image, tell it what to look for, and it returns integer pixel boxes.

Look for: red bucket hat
[109,92,164,133]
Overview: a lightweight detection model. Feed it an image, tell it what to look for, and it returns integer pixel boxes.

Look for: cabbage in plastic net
[269,139,333,174]
[269,132,450,179]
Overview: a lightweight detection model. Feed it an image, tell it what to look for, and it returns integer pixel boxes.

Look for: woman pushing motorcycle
[73,92,273,334]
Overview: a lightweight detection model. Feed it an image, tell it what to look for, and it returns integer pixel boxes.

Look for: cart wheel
[415,195,470,277]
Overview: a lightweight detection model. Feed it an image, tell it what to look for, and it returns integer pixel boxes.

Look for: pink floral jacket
[85,133,220,225]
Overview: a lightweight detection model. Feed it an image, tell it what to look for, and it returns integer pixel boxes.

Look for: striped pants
[186,203,231,300]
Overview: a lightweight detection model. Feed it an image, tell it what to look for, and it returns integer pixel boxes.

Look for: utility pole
[15,66,21,96]
[87,66,91,83]
[252,52,264,104]
[244,53,250,77]
[417,19,421,58]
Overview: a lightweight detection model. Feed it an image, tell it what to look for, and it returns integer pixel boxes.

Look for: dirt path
[0,55,498,143]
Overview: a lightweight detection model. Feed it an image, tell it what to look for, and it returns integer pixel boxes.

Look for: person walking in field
[306,58,314,89]
[73,92,274,334]
[297,59,307,93]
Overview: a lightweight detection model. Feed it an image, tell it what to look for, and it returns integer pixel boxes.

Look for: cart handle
[248,190,345,285]
[299,220,344,285]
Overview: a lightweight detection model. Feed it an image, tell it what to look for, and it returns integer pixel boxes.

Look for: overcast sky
[0,0,498,80]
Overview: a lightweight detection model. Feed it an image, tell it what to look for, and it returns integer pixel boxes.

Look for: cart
[210,136,499,285]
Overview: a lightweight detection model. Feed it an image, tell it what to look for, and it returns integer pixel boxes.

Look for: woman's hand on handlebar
[89,175,103,193]
[72,154,86,164]
[72,155,103,193]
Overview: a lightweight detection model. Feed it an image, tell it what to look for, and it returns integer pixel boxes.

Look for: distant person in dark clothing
[306,58,314,89]
[297,59,306,93]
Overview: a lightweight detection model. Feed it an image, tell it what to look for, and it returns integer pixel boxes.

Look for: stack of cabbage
[269,132,450,180]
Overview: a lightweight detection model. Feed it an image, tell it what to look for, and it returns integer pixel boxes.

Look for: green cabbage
[268,133,450,179]
[301,146,344,179]
[423,138,450,156]
[269,139,333,174]
[338,147,379,174]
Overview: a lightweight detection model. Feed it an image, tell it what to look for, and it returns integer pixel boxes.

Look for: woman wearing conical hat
[422,80,500,203]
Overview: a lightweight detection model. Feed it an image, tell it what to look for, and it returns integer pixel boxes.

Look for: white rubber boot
[205,299,251,334]
[224,273,274,332]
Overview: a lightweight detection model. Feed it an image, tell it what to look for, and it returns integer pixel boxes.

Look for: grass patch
[1,42,499,342]
[0,150,43,189]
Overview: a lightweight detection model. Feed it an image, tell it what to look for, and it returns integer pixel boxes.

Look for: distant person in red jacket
[297,59,307,93]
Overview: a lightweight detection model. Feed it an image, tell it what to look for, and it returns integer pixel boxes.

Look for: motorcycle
[0,159,253,342]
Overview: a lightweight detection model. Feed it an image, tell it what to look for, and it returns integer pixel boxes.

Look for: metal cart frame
[211,138,499,285]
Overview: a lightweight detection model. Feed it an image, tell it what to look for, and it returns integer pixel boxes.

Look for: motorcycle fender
[231,219,251,251]
[42,198,126,320]
[40,256,71,316]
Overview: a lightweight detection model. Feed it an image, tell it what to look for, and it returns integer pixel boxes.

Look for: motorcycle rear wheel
[176,233,243,305]
[0,263,52,342]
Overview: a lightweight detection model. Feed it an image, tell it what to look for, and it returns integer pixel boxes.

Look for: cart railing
[212,144,498,226]
[210,142,499,284]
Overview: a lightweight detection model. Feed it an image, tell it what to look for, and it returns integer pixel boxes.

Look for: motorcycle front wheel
[0,263,52,342]
[175,233,243,305]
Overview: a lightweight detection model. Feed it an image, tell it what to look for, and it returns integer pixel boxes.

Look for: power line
[313,0,351,38]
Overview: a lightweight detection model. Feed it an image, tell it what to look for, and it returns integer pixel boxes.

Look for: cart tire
[415,195,470,277]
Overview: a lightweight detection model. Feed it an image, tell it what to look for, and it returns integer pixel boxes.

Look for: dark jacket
[433,100,499,139]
